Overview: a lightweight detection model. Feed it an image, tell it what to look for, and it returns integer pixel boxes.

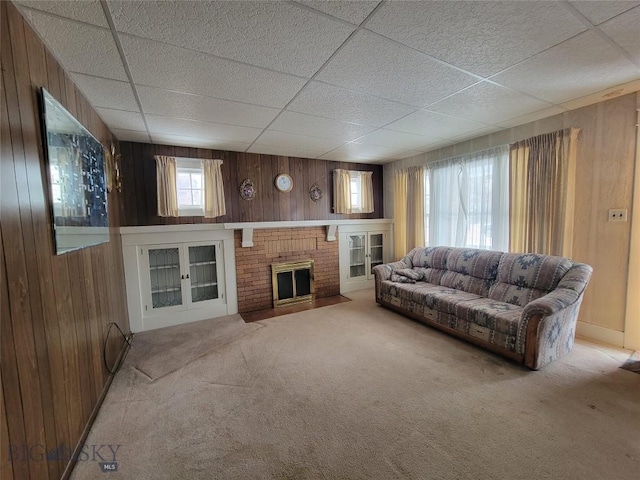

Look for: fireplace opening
[272,260,314,307]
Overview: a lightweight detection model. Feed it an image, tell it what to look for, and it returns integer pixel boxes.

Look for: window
[176,159,204,216]
[350,172,362,211]
[424,145,509,251]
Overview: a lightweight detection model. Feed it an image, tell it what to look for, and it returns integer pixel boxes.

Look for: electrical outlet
[608,209,628,222]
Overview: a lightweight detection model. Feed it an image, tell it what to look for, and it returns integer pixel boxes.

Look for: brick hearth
[234,227,340,313]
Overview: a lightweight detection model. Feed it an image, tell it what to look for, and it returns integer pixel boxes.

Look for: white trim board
[576,321,625,347]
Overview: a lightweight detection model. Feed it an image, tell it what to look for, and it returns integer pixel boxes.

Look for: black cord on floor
[103,322,133,375]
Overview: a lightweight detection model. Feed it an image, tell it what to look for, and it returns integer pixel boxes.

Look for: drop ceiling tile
[354,129,445,150]
[570,1,640,25]
[428,83,552,125]
[450,126,504,142]
[17,0,109,27]
[255,130,345,152]
[96,108,147,132]
[150,134,251,152]
[120,35,306,108]
[287,82,415,127]
[317,30,478,107]
[365,1,586,76]
[319,142,406,162]
[600,6,640,64]
[496,107,566,129]
[269,111,376,142]
[20,10,127,81]
[387,149,425,160]
[247,144,327,159]
[385,110,489,139]
[137,86,279,129]
[146,115,262,144]
[492,31,640,104]
[108,0,354,77]
[111,128,151,143]
[295,1,379,25]
[70,74,138,112]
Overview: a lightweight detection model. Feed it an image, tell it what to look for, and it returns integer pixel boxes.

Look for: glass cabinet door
[148,247,182,309]
[188,244,219,305]
[369,233,384,274]
[348,234,367,279]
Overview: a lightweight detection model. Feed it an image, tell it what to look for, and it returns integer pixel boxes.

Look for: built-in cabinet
[121,226,237,332]
[142,242,225,314]
[339,222,391,293]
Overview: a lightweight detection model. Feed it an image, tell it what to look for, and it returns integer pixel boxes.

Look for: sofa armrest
[372,256,413,302]
[521,263,592,370]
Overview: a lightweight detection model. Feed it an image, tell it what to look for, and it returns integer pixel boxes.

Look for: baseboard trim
[60,337,131,480]
[576,321,624,347]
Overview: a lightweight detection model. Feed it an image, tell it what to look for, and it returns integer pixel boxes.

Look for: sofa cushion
[439,248,502,296]
[396,268,424,281]
[455,298,523,336]
[409,246,451,285]
[488,253,573,306]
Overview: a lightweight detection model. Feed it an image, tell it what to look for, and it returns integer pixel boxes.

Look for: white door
[367,232,385,279]
[347,233,367,280]
[143,244,185,315]
[184,242,225,309]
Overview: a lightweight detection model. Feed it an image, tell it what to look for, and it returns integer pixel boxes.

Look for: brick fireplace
[234,227,340,313]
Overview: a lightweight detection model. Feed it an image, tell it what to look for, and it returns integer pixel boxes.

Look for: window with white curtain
[424,145,509,251]
[176,158,205,216]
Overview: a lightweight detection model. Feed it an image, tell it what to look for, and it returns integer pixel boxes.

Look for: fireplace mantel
[121,219,393,248]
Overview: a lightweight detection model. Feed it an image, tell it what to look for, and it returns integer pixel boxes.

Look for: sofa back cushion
[411,246,452,285]
[488,253,573,306]
[439,248,503,296]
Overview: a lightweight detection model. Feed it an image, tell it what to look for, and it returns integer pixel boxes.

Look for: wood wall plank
[1,3,131,479]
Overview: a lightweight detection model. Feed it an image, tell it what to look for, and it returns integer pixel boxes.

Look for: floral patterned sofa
[373,246,592,370]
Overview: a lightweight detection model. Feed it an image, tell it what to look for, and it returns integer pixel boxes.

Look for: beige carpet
[72,290,640,479]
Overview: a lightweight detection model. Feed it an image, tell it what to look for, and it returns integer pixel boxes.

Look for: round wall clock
[275,173,293,192]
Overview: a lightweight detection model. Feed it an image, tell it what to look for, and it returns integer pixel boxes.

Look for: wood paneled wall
[119,142,384,226]
[1,3,130,479]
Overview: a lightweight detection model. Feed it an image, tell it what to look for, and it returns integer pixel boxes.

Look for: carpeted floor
[71,290,640,479]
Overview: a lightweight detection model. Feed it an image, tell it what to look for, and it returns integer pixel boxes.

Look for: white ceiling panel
[17,0,109,28]
[354,129,443,151]
[599,6,640,64]
[20,1,640,164]
[20,9,127,81]
[111,128,151,143]
[120,35,306,108]
[150,134,251,152]
[268,111,376,142]
[492,31,640,104]
[428,83,552,125]
[385,110,490,139]
[569,1,640,25]
[96,108,147,132]
[137,86,279,129]
[319,142,408,162]
[247,144,327,159]
[295,0,380,25]
[255,130,346,152]
[146,116,262,144]
[70,74,139,112]
[108,0,355,77]
[317,30,478,107]
[365,1,587,77]
[287,82,415,127]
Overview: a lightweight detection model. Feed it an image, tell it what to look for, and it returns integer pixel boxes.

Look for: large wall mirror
[41,88,109,254]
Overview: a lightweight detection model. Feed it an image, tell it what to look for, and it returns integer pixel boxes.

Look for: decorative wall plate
[309,183,322,202]
[239,178,256,200]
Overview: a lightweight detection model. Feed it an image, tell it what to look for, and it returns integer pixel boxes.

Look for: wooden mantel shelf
[120,219,393,247]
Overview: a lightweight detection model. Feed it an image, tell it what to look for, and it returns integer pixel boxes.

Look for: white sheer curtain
[426,145,509,251]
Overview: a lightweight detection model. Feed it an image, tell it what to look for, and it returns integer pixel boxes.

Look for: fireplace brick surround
[235,227,340,313]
